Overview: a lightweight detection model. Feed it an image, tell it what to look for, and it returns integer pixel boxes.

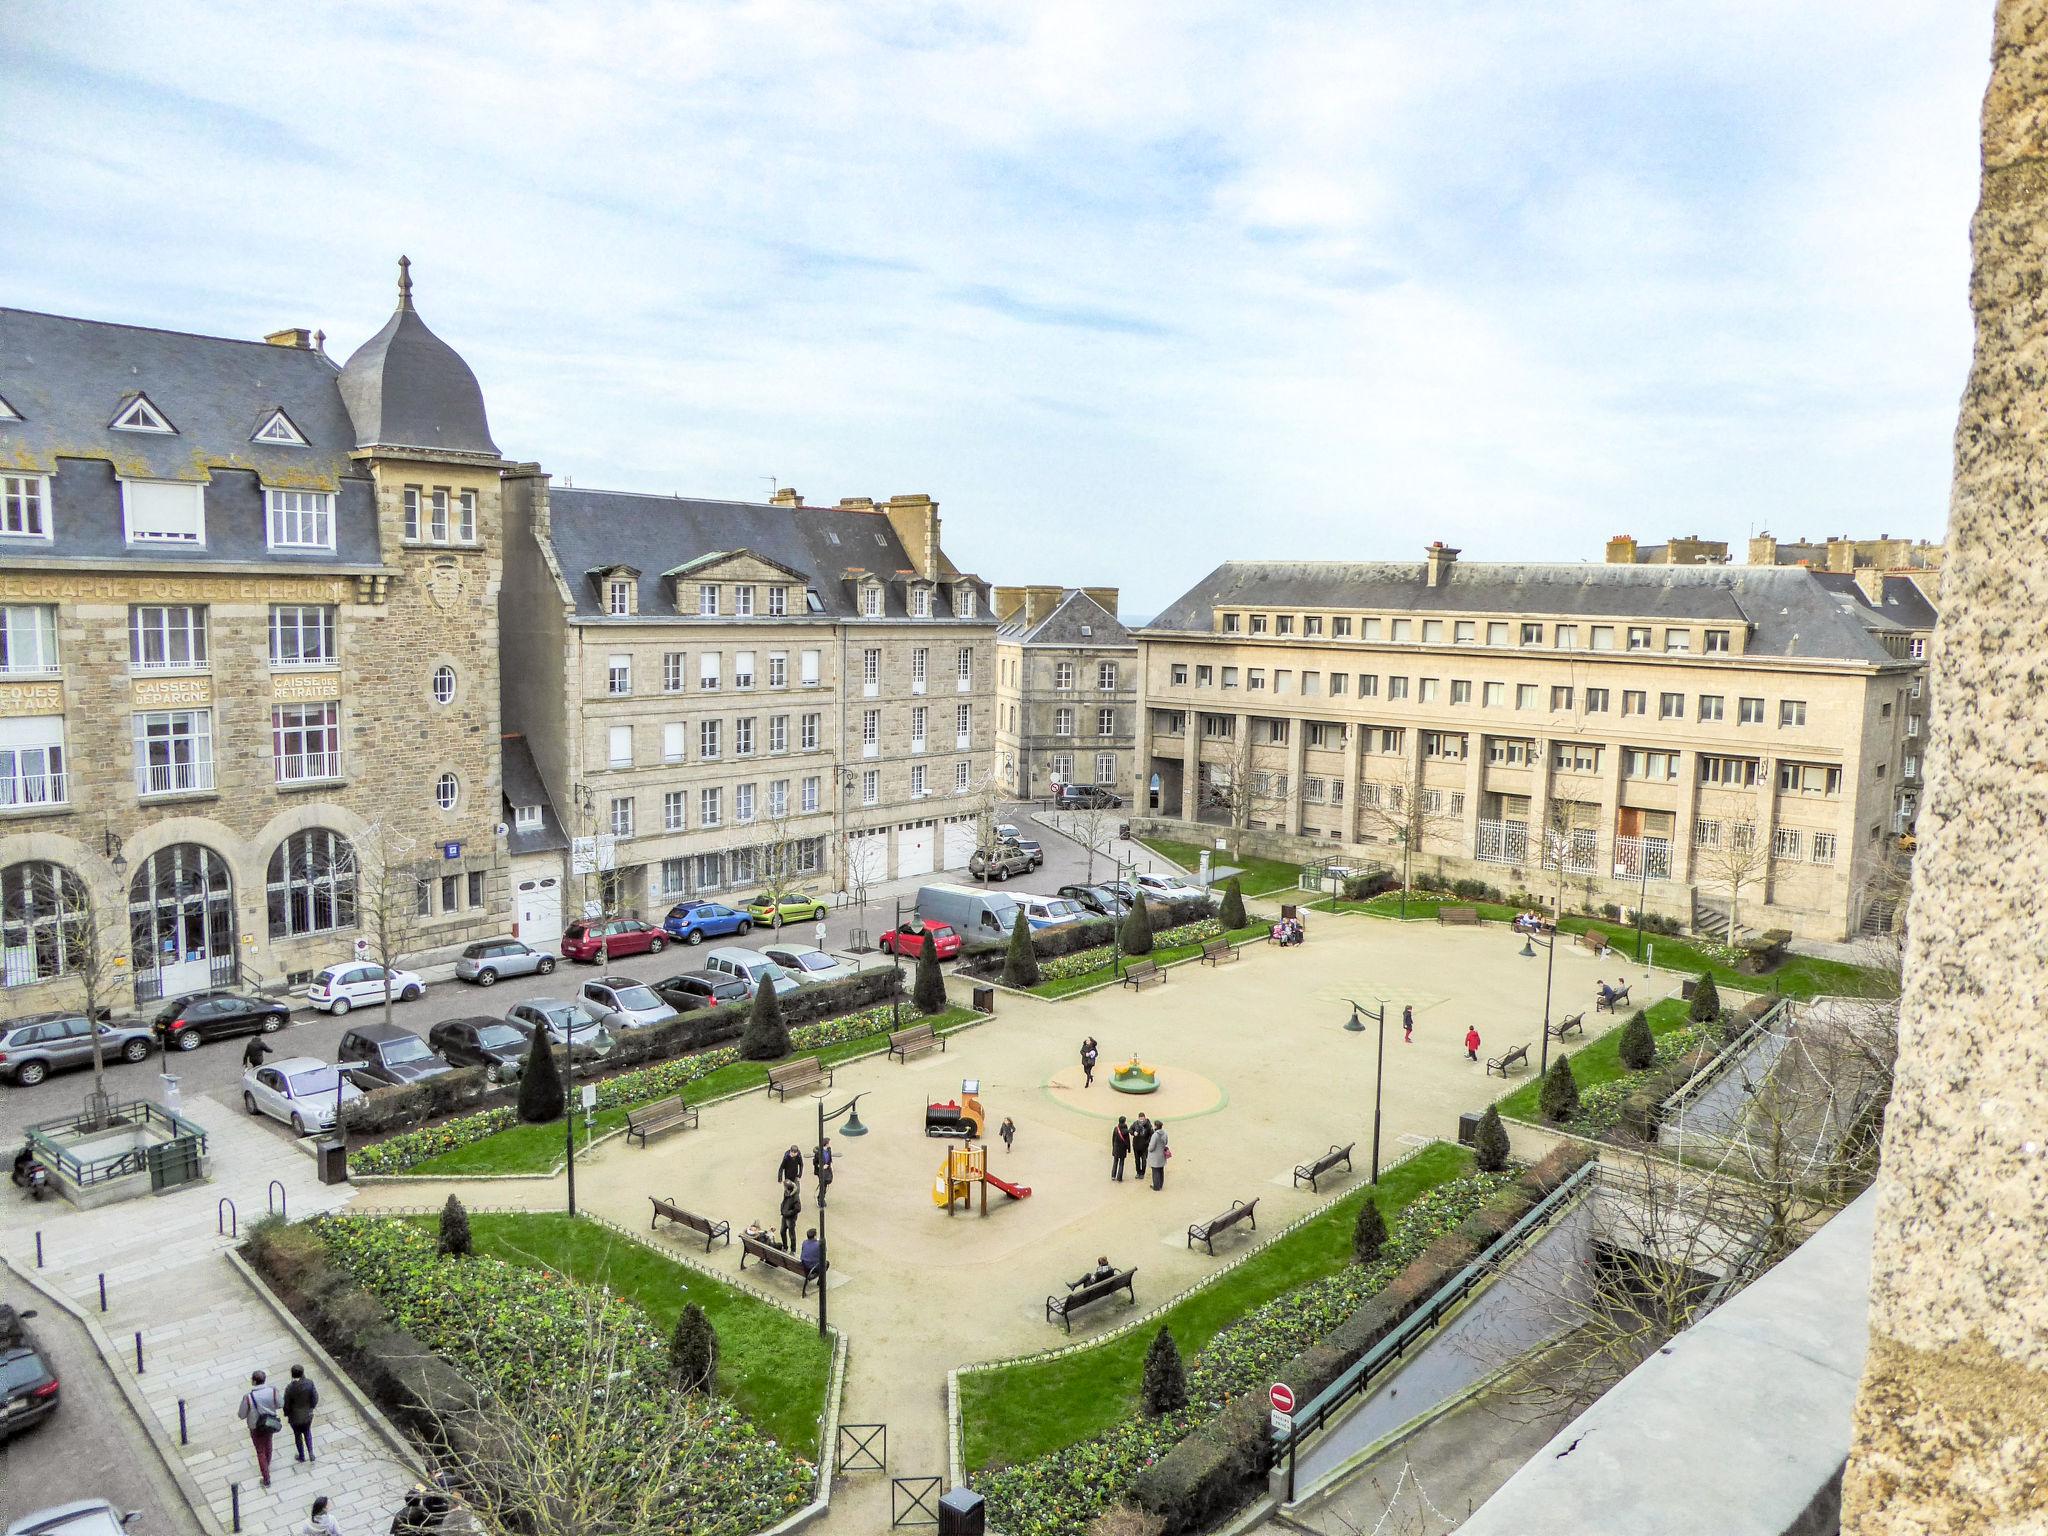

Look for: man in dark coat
[282,1363,319,1463]
[778,1179,802,1250]
[778,1144,804,1185]
[1131,1114,1154,1176]
[1110,1117,1131,1181]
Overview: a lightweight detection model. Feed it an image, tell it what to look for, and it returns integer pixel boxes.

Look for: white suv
[305,963,425,1016]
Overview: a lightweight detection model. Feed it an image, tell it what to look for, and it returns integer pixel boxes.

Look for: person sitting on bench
[1596,980,1617,1007]
[1069,1255,1116,1290]
[743,1219,775,1248]
[799,1228,824,1278]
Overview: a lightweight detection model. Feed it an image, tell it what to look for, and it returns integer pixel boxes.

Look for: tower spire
[397,254,414,311]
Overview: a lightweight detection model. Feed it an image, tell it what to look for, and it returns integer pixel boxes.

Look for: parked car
[4,1505,141,1536]
[454,939,556,986]
[660,901,753,945]
[241,1057,362,1135]
[878,919,963,960]
[305,963,424,1016]
[1057,883,1130,918]
[0,1305,59,1441]
[337,1022,455,1088]
[151,991,290,1052]
[996,823,1021,843]
[561,917,667,962]
[1015,895,1086,931]
[762,944,851,983]
[1004,836,1045,869]
[968,845,1033,881]
[652,970,751,1012]
[427,1017,530,1082]
[506,998,613,1051]
[1133,871,1197,898]
[914,883,1023,944]
[740,892,829,928]
[1054,784,1123,809]
[700,946,803,997]
[0,1014,153,1087]
[579,976,680,1030]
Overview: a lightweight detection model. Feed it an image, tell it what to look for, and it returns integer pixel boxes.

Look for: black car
[653,970,750,1012]
[0,1304,58,1440]
[1057,883,1130,918]
[337,1022,456,1088]
[1055,784,1123,809]
[152,991,292,1052]
[427,1017,530,1083]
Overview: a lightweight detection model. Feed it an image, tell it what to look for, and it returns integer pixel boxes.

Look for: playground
[351,912,1664,1534]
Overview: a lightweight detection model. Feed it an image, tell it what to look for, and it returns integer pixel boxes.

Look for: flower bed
[1036,919,1225,983]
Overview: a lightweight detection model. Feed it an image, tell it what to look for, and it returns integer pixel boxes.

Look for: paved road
[1,805,1173,1144]
[0,1274,207,1536]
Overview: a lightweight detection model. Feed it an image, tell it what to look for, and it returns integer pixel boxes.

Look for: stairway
[1693,901,1731,941]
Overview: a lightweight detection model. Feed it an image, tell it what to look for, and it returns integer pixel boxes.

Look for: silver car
[242,1056,363,1136]
[506,998,614,1051]
[0,1013,155,1087]
[6,1503,143,1536]
[763,944,851,983]
[578,977,680,1030]
[455,938,557,986]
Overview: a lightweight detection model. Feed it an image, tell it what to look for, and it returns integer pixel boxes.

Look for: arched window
[0,861,88,987]
[267,828,358,939]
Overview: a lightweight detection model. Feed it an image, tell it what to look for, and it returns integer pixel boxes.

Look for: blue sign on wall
[442,841,462,860]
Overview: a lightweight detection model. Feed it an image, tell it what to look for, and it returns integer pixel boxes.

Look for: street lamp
[564,1021,616,1217]
[1344,998,1388,1183]
[1521,926,1562,1078]
[812,1092,868,1337]
[1632,843,1652,965]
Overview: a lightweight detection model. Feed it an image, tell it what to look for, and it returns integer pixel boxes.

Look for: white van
[701,947,803,997]
[1015,895,1087,931]
[916,883,1024,945]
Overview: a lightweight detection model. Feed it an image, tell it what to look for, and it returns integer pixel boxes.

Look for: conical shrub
[1002,910,1041,988]
[740,979,790,1060]
[1140,1324,1188,1416]
[1473,1104,1511,1173]
[437,1193,472,1258]
[1352,1198,1388,1264]
[1217,877,1246,930]
[914,940,948,1014]
[670,1303,718,1392]
[1120,893,1154,957]
[1617,1008,1656,1070]
[516,1027,563,1123]
[1689,973,1721,1024]
[1540,1052,1581,1123]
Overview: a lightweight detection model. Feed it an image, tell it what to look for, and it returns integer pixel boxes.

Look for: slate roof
[998,589,1136,647]
[337,274,498,456]
[501,735,569,856]
[544,487,992,621]
[1811,571,1941,631]
[1146,560,1906,664]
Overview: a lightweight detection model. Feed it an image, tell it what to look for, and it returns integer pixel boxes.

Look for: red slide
[983,1171,1033,1201]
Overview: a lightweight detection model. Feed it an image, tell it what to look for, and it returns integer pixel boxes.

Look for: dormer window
[698,584,719,617]
[954,588,978,620]
[252,409,307,446]
[735,584,755,617]
[2,475,50,540]
[266,489,334,551]
[0,393,19,422]
[805,589,824,614]
[768,586,788,617]
[121,480,205,545]
[912,587,932,619]
[608,580,633,616]
[110,393,176,434]
[514,803,543,830]
[863,584,883,618]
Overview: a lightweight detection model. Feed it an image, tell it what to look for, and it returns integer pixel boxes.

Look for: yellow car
[741,893,828,928]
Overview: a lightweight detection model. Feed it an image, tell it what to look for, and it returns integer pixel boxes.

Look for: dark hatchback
[427,1017,530,1082]
[337,1022,456,1088]
[0,1305,58,1440]
[152,991,292,1052]
[653,970,750,1012]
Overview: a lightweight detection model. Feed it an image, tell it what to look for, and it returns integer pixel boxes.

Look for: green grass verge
[958,1141,1471,1471]
[1494,996,1692,1121]
[1135,836,1301,897]
[1027,924,1272,999]
[410,1007,980,1177]
[451,1212,832,1457]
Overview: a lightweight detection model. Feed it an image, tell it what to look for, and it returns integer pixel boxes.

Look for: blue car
[662,901,754,946]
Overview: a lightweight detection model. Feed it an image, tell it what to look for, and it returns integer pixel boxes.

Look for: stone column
[1345,720,1369,847]
[1285,718,1307,838]
[1133,700,1154,813]
[1843,7,2048,1526]
[1672,749,1700,886]
[1182,712,1201,822]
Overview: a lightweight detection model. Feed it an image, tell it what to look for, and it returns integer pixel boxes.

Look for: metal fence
[25,1099,209,1189]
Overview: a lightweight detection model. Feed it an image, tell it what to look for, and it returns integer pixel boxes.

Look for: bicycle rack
[217,1198,237,1237]
[267,1180,287,1219]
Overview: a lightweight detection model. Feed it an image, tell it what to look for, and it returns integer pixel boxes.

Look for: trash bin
[315,1137,348,1185]
[938,1487,986,1536]
[971,985,995,1016]
[1118,821,1131,842]
[1457,1111,1482,1147]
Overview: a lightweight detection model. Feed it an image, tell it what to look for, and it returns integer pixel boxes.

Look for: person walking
[1080,1036,1099,1088]
[1110,1117,1131,1181]
[296,1495,342,1536]
[998,1116,1016,1153]
[1464,1026,1482,1062]
[282,1362,319,1463]
[236,1369,283,1487]
[812,1139,834,1191]
[1131,1114,1153,1177]
[242,1035,275,1070]
[1149,1120,1171,1190]
[1402,1005,1414,1044]
[778,1179,802,1251]
[778,1144,804,1185]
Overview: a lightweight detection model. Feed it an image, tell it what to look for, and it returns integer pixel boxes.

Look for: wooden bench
[1187,1198,1259,1254]
[888,1023,944,1062]
[1596,983,1632,1014]
[1546,1012,1585,1041]
[1121,959,1166,990]
[1045,1267,1137,1332]
[1574,929,1610,956]
[626,1096,699,1146]
[1436,906,1480,926]
[1487,1043,1532,1077]
[1199,939,1240,966]
[649,1196,729,1251]
[741,1232,824,1296]
[1293,1142,1355,1191]
[767,1056,833,1100]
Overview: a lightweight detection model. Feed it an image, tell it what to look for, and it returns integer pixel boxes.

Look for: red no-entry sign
[1270,1382,1295,1414]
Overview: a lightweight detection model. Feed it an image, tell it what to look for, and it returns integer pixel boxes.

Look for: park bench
[1045,1267,1137,1332]
[1546,1012,1585,1041]
[1487,1043,1531,1077]
[1293,1142,1356,1191]
[1187,1198,1260,1254]
[1575,929,1610,956]
[649,1196,729,1251]
[626,1096,699,1146]
[1121,959,1166,990]
[1199,938,1240,966]
[1596,983,1632,1014]
[767,1056,833,1100]
[741,1232,825,1296]
[1436,906,1480,926]
[888,1022,944,1062]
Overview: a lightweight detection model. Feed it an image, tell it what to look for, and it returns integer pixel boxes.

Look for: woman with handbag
[238,1368,285,1486]
[1150,1121,1171,1190]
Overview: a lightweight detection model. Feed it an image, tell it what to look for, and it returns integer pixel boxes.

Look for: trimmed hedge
[962,897,1215,979]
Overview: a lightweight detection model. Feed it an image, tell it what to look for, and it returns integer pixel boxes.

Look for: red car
[558,918,668,963]
[879,919,962,960]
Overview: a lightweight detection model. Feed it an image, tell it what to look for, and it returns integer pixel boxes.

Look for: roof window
[111,393,176,434]
[253,409,307,446]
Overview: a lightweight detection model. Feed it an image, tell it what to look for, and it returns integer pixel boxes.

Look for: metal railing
[136,760,215,796]
[275,751,341,784]
[0,770,68,807]
[1474,818,1528,866]
[1612,834,1673,882]
[25,1100,209,1188]
[1656,998,1792,1132]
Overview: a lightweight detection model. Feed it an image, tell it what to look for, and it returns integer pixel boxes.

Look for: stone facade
[993,586,1137,800]
[1604,533,1731,565]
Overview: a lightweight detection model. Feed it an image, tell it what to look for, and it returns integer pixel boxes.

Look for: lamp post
[1345,999,1388,1183]
[890,897,904,1029]
[1633,842,1652,964]
[563,1019,615,1217]
[813,1092,868,1337]
[1521,926,1562,1078]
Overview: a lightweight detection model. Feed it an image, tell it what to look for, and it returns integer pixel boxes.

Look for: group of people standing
[1109,1113,1171,1189]
[751,1142,831,1276]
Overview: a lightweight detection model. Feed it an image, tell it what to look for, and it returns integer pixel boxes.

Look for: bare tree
[962,759,1011,888]
[335,823,431,1031]
[1199,724,1287,832]
[1354,760,1465,910]
[1065,796,1120,884]
[1,866,131,1125]
[1694,810,1767,942]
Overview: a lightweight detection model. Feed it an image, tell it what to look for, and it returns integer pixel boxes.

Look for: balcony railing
[1541,828,1600,877]
[137,759,215,797]
[1475,818,1528,866]
[1612,834,1673,882]
[0,771,68,808]
[275,751,342,784]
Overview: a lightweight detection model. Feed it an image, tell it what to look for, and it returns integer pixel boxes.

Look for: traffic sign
[1270,1408,1293,1436]
[1270,1382,1295,1414]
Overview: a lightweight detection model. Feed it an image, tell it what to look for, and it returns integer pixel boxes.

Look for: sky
[0,2,1993,615]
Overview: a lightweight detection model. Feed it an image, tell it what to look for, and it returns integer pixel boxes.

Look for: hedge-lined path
[0,1097,419,1534]
[354,916,1672,1535]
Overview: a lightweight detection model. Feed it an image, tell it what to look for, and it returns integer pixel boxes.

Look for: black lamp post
[813,1092,867,1337]
[1345,998,1387,1183]
[891,897,904,1029]
[1633,843,1652,964]
[564,1022,616,1218]
[1521,927,1561,1078]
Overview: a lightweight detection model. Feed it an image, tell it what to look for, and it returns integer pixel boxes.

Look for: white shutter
[700,652,721,686]
[123,480,204,542]
[801,649,821,685]
[663,723,685,763]
[608,725,633,767]
[0,716,63,750]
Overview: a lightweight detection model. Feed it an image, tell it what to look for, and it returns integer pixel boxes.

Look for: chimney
[1605,535,1639,565]
[882,493,941,582]
[769,487,803,507]
[1425,542,1461,588]
[264,328,313,349]
[837,496,876,511]
[1081,586,1120,617]
[992,586,1027,623]
[1854,568,1888,605]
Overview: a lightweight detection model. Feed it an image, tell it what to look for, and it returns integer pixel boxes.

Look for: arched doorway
[0,861,89,989]
[130,843,236,1002]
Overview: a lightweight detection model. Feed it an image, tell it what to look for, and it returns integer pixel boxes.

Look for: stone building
[0,263,514,1009]
[1134,543,1928,941]
[992,586,1137,800]
[499,483,996,921]
[1748,529,1945,573]
[1603,533,1731,565]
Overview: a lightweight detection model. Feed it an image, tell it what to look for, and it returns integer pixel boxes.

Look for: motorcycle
[389,1475,462,1534]
[10,1145,49,1202]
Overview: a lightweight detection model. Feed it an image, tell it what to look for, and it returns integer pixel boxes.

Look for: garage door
[516,877,562,950]
[942,818,978,870]
[846,832,888,891]
[897,822,936,879]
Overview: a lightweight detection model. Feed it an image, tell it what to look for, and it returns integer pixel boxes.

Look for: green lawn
[410,1006,979,1177]
[1494,996,1692,1121]
[453,1212,832,1457]
[958,1141,1470,1471]
[1136,836,1302,897]
[1028,924,1272,999]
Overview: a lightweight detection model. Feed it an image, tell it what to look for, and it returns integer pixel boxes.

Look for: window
[1453,620,1475,644]
[133,709,214,795]
[0,607,58,675]
[802,713,820,750]
[1520,623,1543,646]
[1811,831,1838,863]
[415,876,431,917]
[1486,737,1532,766]
[1054,707,1074,737]
[1249,615,1269,634]
[1627,626,1652,651]
[861,769,879,805]
[1516,684,1538,709]
[1098,707,1117,735]
[1053,661,1074,690]
[432,665,456,705]
[1,475,50,539]
[769,714,788,752]
[1302,672,1321,697]
[1421,620,1444,644]
[1482,681,1504,707]
[1739,696,1765,725]
[1590,625,1615,651]
[1247,669,1265,692]
[1698,755,1759,787]
[664,652,685,692]
[258,605,336,671]
[803,775,821,813]
[468,870,485,908]
[1052,753,1075,783]
[956,703,972,743]
[0,718,66,807]
[910,648,929,692]
[734,651,755,689]
[699,652,721,690]
[602,796,631,837]
[1693,819,1721,848]
[735,584,755,617]
[1203,715,1234,738]
[1275,616,1294,636]
[1195,665,1214,687]
[404,486,421,539]
[1699,694,1725,723]
[910,764,928,798]
[1486,621,1509,646]
[1584,687,1610,713]
[862,585,883,618]
[767,652,787,689]
[1772,828,1801,859]
[956,762,973,793]
[1377,727,1405,754]
[1419,678,1439,703]
[111,394,174,433]
[1551,685,1573,711]
[1705,629,1731,654]
[1622,689,1647,717]
[911,587,931,619]
[658,857,688,896]
[1265,719,1290,745]
[1391,619,1414,642]
[862,710,880,750]
[1221,667,1239,688]
[736,716,757,756]
[801,649,822,687]
[265,829,356,939]
[700,719,722,759]
[436,772,459,810]
[1388,676,1410,701]
[122,480,204,544]
[273,703,341,782]
[1731,823,1758,852]
[699,787,723,827]
[1331,674,1349,697]
[1171,663,1189,686]
[1222,614,1241,634]
[1335,617,1354,638]
[608,724,633,768]
[769,586,787,617]
[266,490,334,550]
[1664,629,1691,654]
[606,655,632,695]
[1451,679,1471,704]
[1098,661,1118,690]
[1552,625,1578,650]
[958,647,973,685]
[910,706,928,748]
[1906,714,1922,738]
[699,584,719,617]
[428,489,448,541]
[1779,700,1807,727]
[1908,636,1927,660]
[862,649,881,691]
[663,723,685,764]
[1551,741,1600,773]
[1423,730,1467,761]
[1659,692,1684,720]
[456,489,476,542]
[130,606,208,671]
[1622,749,1679,781]
[694,851,725,891]
[736,783,756,822]
[608,579,632,615]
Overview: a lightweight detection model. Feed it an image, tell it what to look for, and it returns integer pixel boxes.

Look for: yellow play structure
[931,1141,1033,1215]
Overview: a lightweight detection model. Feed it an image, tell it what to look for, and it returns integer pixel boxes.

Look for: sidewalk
[0,1099,420,1535]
